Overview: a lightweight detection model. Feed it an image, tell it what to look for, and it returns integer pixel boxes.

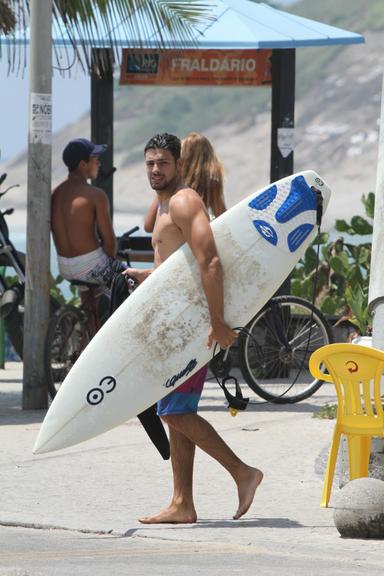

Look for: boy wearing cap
[51,138,125,288]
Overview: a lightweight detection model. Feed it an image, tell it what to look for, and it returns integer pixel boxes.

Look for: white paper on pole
[278,127,295,158]
[30,93,52,145]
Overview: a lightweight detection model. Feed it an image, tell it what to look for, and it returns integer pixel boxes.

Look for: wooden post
[22,0,52,409]
[91,48,114,215]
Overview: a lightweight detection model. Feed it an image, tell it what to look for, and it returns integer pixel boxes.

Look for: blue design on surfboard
[287,223,314,253]
[248,174,317,252]
[248,185,277,211]
[252,220,278,246]
[275,175,317,223]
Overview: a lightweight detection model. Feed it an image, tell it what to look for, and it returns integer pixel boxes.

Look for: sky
[0,55,90,162]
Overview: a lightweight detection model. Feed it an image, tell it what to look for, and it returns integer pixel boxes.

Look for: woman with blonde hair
[144,132,226,232]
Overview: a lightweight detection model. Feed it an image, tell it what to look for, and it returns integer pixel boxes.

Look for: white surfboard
[34,170,331,454]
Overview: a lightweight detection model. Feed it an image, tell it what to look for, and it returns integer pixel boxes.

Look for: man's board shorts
[57,247,126,289]
[157,365,208,416]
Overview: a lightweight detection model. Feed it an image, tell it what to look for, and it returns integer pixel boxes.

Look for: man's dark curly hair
[144,133,181,162]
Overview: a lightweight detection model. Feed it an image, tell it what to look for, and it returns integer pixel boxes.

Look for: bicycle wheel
[238,295,333,403]
[3,295,60,360]
[4,306,23,359]
[45,305,90,399]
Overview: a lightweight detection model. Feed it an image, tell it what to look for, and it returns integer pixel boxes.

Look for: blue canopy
[190,0,365,48]
[90,0,365,50]
[1,1,365,50]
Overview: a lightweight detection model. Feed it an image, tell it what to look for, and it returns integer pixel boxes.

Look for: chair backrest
[309,343,384,426]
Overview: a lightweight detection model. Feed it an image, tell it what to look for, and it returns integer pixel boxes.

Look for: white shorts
[57,247,126,288]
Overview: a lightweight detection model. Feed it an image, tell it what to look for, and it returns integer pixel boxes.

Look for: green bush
[292,193,374,335]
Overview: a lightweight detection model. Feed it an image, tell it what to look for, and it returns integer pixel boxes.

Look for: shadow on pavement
[198,398,323,414]
[134,517,303,531]
[0,390,46,425]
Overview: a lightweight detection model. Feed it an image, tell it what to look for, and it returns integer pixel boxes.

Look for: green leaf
[358,247,371,265]
[330,255,348,275]
[335,219,351,233]
[303,246,317,274]
[313,231,329,245]
[347,265,363,286]
[350,215,373,235]
[321,296,337,315]
[362,192,375,219]
[344,284,371,334]
[291,280,301,297]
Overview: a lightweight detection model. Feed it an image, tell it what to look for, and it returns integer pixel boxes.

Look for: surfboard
[34,170,331,454]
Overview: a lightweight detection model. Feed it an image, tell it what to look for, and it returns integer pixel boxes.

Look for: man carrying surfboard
[124,133,263,523]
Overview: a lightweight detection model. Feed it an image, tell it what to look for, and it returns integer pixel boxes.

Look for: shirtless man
[125,133,263,523]
[51,138,125,288]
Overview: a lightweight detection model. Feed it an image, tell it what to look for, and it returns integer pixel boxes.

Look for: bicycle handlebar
[0,183,20,198]
[0,173,7,186]
[119,226,140,240]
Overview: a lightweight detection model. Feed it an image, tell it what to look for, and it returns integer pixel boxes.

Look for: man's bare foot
[233,467,263,520]
[139,504,197,524]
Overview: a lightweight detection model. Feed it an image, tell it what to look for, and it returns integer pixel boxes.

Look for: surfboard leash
[211,327,291,413]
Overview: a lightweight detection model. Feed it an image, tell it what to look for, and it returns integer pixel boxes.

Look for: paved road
[0,363,382,575]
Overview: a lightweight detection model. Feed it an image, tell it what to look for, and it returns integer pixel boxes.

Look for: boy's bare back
[51,174,116,259]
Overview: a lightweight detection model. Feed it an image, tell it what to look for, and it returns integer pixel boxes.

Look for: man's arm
[144,197,159,233]
[170,190,236,350]
[122,266,154,284]
[94,188,118,258]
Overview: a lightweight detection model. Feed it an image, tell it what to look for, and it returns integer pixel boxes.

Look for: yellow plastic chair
[309,343,384,507]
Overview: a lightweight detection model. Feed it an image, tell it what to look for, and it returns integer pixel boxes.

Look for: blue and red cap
[62,138,107,170]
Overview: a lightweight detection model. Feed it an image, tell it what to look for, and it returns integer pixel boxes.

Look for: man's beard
[150,173,178,192]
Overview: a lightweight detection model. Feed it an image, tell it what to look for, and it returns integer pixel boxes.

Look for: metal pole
[22,0,52,409]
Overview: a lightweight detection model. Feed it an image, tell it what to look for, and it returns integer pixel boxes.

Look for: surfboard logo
[248,175,318,253]
[87,376,117,406]
[164,359,198,388]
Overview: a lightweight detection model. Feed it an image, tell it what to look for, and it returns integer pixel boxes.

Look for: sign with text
[120,49,272,86]
[29,93,52,145]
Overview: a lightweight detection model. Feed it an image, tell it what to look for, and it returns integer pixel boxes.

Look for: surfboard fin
[137,405,170,460]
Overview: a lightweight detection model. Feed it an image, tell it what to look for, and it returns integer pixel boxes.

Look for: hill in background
[4,0,384,236]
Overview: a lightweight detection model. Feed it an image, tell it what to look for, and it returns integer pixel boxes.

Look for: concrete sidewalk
[0,362,382,575]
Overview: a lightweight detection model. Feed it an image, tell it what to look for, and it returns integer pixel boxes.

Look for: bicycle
[210,294,333,404]
[44,226,148,399]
